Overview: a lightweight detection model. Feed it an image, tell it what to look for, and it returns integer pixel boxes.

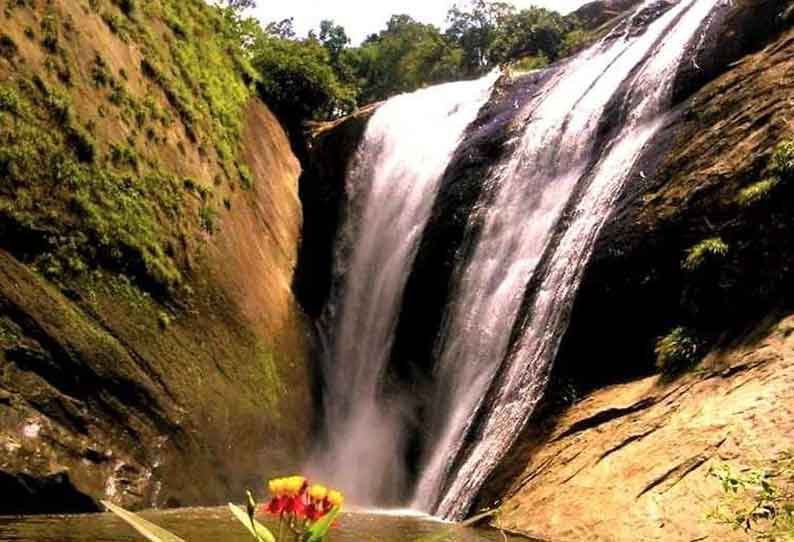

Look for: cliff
[479,6,794,542]
[296,0,794,539]
[0,0,311,513]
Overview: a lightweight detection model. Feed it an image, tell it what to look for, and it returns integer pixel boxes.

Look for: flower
[327,490,344,509]
[258,475,343,525]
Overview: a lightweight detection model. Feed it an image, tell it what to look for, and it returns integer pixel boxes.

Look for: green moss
[771,140,794,179]
[65,124,96,163]
[737,178,779,207]
[157,310,171,329]
[0,86,19,113]
[199,204,218,234]
[109,142,138,170]
[683,237,729,272]
[91,54,112,88]
[237,162,253,190]
[655,326,701,376]
[0,0,258,300]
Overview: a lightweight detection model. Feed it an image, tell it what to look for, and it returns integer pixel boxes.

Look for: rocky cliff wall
[0,0,311,513]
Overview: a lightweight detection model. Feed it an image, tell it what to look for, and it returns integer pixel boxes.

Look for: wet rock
[0,471,101,515]
[294,105,379,319]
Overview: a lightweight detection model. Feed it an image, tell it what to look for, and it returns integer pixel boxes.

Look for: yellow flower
[327,490,344,508]
[286,476,306,496]
[270,477,287,496]
[308,484,328,501]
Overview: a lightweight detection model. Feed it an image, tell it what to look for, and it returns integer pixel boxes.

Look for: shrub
[708,453,794,540]
[252,35,356,124]
[683,237,729,272]
[655,326,701,375]
[737,178,779,207]
[510,54,549,74]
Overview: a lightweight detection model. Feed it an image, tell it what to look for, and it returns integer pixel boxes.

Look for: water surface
[0,507,528,542]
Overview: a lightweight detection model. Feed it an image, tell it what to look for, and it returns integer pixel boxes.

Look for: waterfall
[311,73,498,505]
[414,0,723,519]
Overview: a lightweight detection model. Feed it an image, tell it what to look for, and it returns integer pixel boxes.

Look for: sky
[251,0,590,45]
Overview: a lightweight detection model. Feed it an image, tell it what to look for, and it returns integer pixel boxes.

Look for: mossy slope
[0,0,310,512]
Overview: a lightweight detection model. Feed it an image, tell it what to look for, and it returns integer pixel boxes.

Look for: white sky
[251,0,589,45]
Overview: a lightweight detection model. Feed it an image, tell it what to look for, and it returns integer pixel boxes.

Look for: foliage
[350,15,465,104]
[0,85,19,113]
[738,178,780,207]
[102,476,343,542]
[250,0,584,117]
[445,0,514,74]
[683,237,729,272]
[251,33,357,124]
[486,7,575,67]
[654,326,701,375]
[771,140,794,180]
[102,501,186,542]
[708,453,794,541]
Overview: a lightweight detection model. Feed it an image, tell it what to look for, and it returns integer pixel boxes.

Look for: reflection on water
[0,507,528,542]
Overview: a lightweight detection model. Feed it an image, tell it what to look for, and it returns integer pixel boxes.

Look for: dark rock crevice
[0,472,101,516]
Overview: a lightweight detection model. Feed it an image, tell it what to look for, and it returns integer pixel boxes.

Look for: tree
[445,0,514,74]
[265,17,296,39]
[222,0,256,11]
[250,33,357,127]
[489,7,573,66]
[349,15,465,103]
[318,20,350,64]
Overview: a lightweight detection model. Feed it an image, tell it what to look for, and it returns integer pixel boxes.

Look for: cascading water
[413,0,724,519]
[310,73,498,505]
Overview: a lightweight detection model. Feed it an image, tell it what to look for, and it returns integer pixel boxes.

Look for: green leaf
[228,503,276,542]
[304,506,341,542]
[101,500,186,542]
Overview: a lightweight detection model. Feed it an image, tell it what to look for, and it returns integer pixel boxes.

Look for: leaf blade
[228,503,276,542]
[101,500,187,542]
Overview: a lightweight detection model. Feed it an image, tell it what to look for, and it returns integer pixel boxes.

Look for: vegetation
[243,0,584,126]
[0,0,262,297]
[103,476,343,542]
[683,237,729,272]
[737,178,779,207]
[654,326,701,376]
[709,453,794,541]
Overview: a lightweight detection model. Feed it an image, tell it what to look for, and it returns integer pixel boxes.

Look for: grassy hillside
[0,0,311,512]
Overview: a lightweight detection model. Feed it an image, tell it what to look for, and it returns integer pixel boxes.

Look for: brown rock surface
[492,314,794,542]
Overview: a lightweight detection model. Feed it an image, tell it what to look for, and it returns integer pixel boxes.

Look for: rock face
[488,314,794,542]
[0,0,311,513]
[480,12,794,542]
[293,105,379,320]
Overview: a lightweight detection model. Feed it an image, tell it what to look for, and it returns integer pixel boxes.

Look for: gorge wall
[0,0,311,514]
[298,0,794,538]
